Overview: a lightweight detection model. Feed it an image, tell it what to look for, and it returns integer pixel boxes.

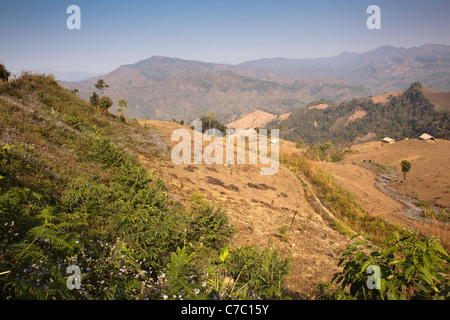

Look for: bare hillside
[344,139,450,209]
[421,86,450,112]
[227,110,278,129]
[137,120,350,296]
[136,120,450,293]
[315,138,450,247]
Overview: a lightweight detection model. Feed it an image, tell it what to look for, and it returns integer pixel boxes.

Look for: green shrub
[401,160,412,181]
[0,64,11,82]
[85,137,126,168]
[63,115,83,131]
[160,245,292,300]
[278,226,289,242]
[98,96,113,115]
[186,192,236,249]
[330,231,449,300]
[225,246,291,299]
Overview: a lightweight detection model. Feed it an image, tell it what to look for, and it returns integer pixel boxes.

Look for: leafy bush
[401,159,412,181]
[330,231,449,300]
[160,245,292,300]
[0,64,11,82]
[185,192,236,249]
[87,137,126,168]
[165,246,198,297]
[63,115,84,131]
[89,92,99,107]
[225,246,291,299]
[192,114,228,135]
[98,96,113,115]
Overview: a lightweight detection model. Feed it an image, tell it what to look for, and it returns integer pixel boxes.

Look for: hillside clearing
[138,120,350,296]
[314,138,450,247]
[343,139,450,209]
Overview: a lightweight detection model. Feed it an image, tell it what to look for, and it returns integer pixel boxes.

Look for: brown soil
[136,120,450,295]
[316,138,450,247]
[346,109,367,123]
[308,103,329,110]
[370,91,403,104]
[227,110,277,129]
[421,86,450,112]
[138,120,350,297]
[226,109,291,130]
[344,139,450,209]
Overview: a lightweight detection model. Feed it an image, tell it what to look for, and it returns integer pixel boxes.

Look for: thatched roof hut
[382,137,395,144]
[419,133,435,142]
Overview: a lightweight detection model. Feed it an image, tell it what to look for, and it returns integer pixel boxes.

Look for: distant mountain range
[60,43,450,124]
[60,57,371,124]
[238,44,450,93]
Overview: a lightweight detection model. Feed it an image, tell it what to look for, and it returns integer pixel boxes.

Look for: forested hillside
[275,82,449,146]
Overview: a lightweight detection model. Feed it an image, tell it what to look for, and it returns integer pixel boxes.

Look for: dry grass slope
[317,138,450,247]
[138,120,350,296]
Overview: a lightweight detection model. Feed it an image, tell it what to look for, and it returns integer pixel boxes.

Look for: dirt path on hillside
[374,175,425,222]
[317,161,450,247]
[343,139,450,209]
[138,120,351,297]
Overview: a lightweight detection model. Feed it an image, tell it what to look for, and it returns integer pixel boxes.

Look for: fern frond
[27,225,76,252]
[123,279,142,300]
[165,247,197,297]
[9,242,48,263]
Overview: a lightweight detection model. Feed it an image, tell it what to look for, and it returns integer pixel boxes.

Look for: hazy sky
[1,0,450,76]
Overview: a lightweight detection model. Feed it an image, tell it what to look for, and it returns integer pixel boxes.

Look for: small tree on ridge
[401,160,412,181]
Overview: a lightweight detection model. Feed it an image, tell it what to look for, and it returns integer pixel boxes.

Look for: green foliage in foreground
[0,132,291,300]
[0,73,291,299]
[316,231,449,300]
[164,245,291,300]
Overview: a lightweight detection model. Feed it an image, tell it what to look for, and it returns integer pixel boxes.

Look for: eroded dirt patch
[137,120,351,297]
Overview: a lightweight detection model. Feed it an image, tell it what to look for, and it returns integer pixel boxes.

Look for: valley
[136,118,450,295]
[2,0,450,305]
[1,45,449,300]
[316,139,450,247]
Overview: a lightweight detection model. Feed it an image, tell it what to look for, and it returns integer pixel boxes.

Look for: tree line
[278,82,449,147]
